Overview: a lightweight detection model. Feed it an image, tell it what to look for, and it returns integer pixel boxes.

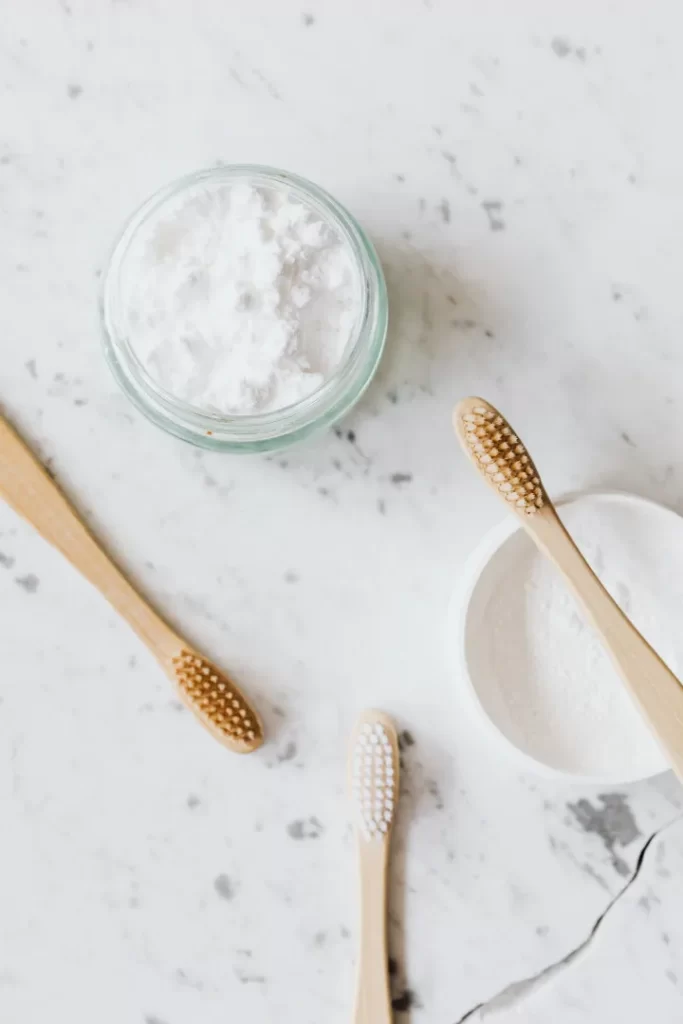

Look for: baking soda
[120,178,360,414]
[465,494,683,777]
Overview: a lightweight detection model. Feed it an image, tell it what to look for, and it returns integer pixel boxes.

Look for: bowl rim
[447,488,675,786]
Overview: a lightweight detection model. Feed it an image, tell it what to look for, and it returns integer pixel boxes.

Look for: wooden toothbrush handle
[355,842,392,1024]
[530,506,683,779]
[0,416,178,657]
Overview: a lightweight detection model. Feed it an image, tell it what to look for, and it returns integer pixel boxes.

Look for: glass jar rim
[100,164,388,452]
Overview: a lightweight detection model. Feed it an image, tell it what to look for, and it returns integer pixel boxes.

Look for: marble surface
[2,3,683,1021]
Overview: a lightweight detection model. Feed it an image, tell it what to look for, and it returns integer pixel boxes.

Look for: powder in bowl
[463,493,680,779]
[118,177,362,415]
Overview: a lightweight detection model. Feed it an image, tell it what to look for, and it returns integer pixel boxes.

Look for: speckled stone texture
[2,3,683,1022]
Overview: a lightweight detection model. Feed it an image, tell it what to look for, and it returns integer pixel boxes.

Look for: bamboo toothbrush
[454,396,683,780]
[349,710,400,1024]
[0,415,263,754]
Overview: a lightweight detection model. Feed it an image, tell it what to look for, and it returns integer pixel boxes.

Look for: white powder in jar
[119,178,361,414]
[464,493,683,778]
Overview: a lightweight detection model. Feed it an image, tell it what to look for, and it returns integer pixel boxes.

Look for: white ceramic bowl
[448,491,682,785]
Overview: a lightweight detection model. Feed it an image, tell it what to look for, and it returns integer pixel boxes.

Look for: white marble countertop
[3,3,683,1021]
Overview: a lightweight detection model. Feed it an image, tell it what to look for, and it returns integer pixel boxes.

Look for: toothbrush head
[350,711,399,842]
[171,648,263,753]
[454,397,548,517]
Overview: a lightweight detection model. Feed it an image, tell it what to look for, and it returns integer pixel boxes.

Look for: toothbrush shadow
[359,241,501,413]
[387,727,424,1020]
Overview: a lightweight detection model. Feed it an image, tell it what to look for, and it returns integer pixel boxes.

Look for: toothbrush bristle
[172,649,263,752]
[457,399,547,515]
[351,719,398,841]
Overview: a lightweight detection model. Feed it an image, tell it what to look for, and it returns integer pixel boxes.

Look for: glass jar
[100,165,388,453]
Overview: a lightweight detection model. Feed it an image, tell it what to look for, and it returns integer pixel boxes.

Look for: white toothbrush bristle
[351,718,398,841]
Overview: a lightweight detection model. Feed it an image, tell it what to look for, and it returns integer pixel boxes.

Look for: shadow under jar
[101,165,388,453]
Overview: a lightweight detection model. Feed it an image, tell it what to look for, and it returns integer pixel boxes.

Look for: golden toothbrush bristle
[172,649,263,753]
[454,397,547,515]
